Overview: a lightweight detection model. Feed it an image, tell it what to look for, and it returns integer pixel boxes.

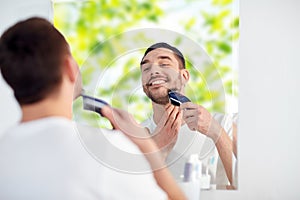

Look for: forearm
[151,134,175,162]
[213,128,234,185]
[138,139,187,200]
[153,168,187,200]
[232,123,237,158]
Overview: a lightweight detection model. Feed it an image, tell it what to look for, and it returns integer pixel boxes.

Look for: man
[0,18,186,199]
[140,42,237,188]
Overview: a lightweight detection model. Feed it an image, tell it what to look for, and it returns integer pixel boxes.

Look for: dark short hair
[0,17,69,105]
[141,42,185,69]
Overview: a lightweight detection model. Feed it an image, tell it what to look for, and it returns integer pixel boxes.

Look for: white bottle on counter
[183,154,202,182]
[201,156,212,190]
[194,155,202,180]
[180,154,202,200]
[183,155,195,182]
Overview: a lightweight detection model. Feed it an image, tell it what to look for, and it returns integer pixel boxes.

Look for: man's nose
[150,64,161,76]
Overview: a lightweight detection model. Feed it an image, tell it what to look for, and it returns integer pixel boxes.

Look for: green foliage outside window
[53,0,239,127]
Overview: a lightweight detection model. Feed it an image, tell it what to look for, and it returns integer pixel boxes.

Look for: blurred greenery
[53,0,239,127]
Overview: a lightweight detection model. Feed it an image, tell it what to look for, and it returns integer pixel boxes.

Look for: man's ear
[181,69,190,84]
[64,55,83,99]
[63,55,77,83]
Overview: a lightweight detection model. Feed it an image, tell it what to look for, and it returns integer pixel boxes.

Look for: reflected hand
[152,104,182,157]
[180,102,222,142]
[101,106,166,170]
[101,106,155,150]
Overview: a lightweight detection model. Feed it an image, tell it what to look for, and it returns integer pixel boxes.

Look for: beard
[143,73,184,105]
[143,86,170,105]
[143,84,182,105]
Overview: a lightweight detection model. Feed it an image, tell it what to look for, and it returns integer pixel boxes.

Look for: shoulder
[140,117,156,134]
[213,112,238,137]
[0,117,74,141]
[213,112,238,123]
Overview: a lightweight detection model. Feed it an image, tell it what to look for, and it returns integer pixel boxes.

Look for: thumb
[101,106,118,129]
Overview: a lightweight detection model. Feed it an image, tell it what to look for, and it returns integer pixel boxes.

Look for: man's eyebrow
[140,59,149,66]
[140,55,173,66]
[157,56,172,61]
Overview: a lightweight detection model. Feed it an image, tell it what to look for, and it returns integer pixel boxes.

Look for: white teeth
[151,80,166,85]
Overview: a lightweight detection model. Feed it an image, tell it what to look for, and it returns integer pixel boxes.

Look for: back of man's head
[0,17,69,105]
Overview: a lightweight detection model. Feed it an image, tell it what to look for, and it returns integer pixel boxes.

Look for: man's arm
[213,127,234,185]
[138,139,187,200]
[210,121,238,186]
[233,123,237,158]
[150,105,181,159]
[181,102,235,185]
[101,106,187,200]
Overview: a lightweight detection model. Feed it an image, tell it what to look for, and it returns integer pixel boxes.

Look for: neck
[152,102,186,126]
[21,88,73,123]
[152,89,186,125]
[152,102,169,125]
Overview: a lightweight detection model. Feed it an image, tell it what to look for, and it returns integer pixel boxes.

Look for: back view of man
[0,17,185,200]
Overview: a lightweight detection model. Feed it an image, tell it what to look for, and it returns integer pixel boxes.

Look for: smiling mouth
[145,76,168,87]
[149,80,167,86]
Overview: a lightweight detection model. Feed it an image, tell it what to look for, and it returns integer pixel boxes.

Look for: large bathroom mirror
[54,0,239,191]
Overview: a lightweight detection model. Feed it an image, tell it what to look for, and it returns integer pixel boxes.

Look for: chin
[149,92,169,105]
[151,87,168,97]
[144,85,169,105]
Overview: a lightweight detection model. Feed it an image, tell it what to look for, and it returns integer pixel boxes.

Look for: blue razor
[168,91,191,106]
[81,93,109,115]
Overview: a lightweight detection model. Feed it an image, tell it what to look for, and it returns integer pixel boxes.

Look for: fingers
[101,106,114,122]
[181,103,215,134]
[185,116,198,131]
[152,105,182,150]
[167,107,181,142]
[157,104,179,128]
[156,104,173,127]
[163,104,176,126]
[159,105,181,131]
[184,115,197,125]
[182,108,198,121]
[171,109,182,130]
[102,107,142,139]
[180,103,205,132]
[180,102,198,110]
[101,106,118,129]
[181,103,200,125]
[168,106,179,121]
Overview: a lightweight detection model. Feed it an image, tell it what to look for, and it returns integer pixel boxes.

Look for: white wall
[1,0,300,199]
[0,0,53,136]
[0,0,53,35]
[239,0,300,198]
[201,0,300,199]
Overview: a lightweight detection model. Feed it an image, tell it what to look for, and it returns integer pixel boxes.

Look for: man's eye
[160,63,169,67]
[143,67,150,72]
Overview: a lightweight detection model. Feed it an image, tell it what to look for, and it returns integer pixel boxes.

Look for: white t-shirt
[0,117,166,200]
[142,113,237,187]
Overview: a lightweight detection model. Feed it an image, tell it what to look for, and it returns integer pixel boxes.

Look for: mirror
[54,0,239,190]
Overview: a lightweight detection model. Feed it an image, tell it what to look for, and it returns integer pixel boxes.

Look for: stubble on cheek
[143,85,170,105]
